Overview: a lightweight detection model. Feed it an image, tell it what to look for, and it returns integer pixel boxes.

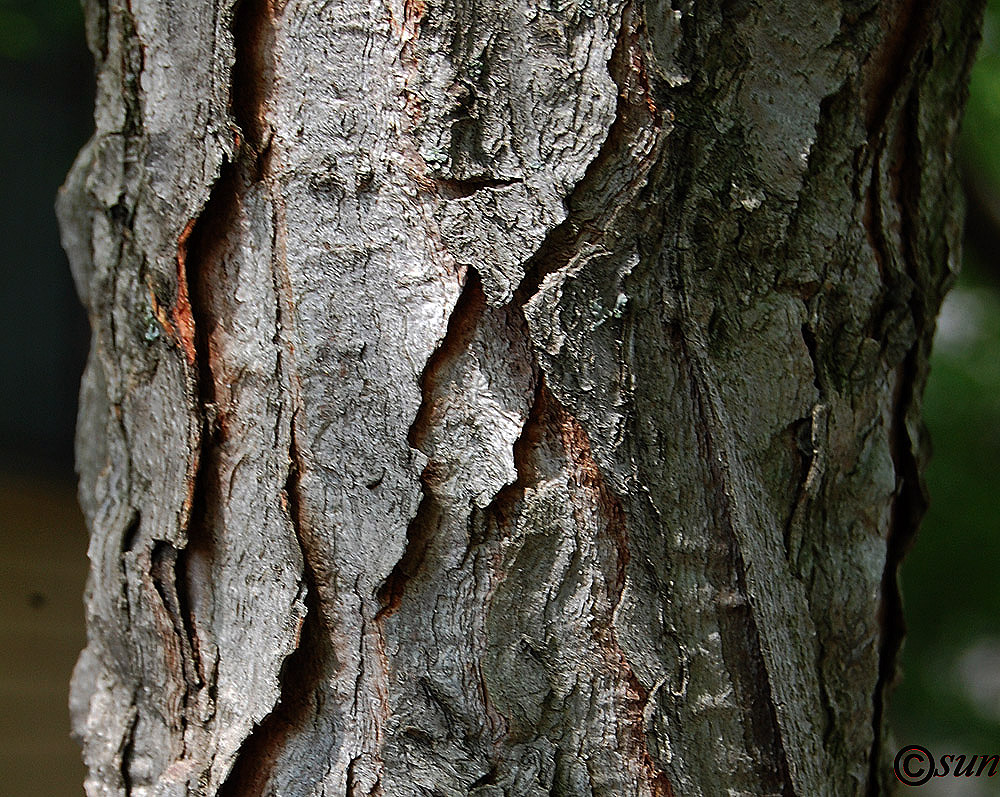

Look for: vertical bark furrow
[179,160,240,707]
[374,272,537,791]
[119,702,139,796]
[861,4,984,787]
[230,0,277,155]
[148,540,202,691]
[514,0,667,307]
[241,0,466,788]
[127,0,311,787]
[684,354,795,797]
[376,270,486,619]
[216,425,328,797]
[478,380,676,795]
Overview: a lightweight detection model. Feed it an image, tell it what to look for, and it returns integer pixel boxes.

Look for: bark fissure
[376,271,487,617]
[468,5,677,790]
[514,1,666,307]
[377,0,661,619]
[436,176,525,200]
[481,375,547,528]
[217,420,325,796]
[230,0,277,155]
[861,0,935,138]
[857,11,929,783]
[172,154,243,744]
[782,322,825,570]
[867,81,931,797]
[172,219,200,369]
[553,400,676,797]
[375,493,437,620]
[119,699,139,796]
[149,540,203,690]
[679,336,796,797]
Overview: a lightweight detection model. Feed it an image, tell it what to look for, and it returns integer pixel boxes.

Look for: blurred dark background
[1,0,92,793]
[1,0,89,475]
[0,1,998,794]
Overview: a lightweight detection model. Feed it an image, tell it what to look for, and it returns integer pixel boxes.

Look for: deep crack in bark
[182,0,319,789]
[514,0,666,307]
[866,69,934,797]
[858,8,941,788]
[377,271,488,618]
[677,333,797,797]
[371,1,676,789]
[218,416,326,796]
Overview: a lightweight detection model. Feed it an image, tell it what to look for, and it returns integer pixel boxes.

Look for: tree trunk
[57,0,982,794]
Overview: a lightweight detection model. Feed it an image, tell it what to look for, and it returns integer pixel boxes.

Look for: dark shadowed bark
[58,0,983,794]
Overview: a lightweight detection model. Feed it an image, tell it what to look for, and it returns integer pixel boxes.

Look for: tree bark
[58,0,982,794]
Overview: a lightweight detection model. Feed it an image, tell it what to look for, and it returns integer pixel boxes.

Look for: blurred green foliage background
[0,0,81,60]
[890,0,1000,783]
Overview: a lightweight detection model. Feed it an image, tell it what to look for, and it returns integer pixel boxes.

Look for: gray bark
[58,0,982,794]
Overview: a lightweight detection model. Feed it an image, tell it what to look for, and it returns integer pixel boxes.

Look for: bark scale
[58,0,982,794]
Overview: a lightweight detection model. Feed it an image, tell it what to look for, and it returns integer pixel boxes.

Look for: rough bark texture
[58,0,982,794]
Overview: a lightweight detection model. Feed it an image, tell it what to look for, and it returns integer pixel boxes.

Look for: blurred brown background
[1,1,92,793]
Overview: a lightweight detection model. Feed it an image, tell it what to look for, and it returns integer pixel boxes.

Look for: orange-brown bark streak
[551,397,673,796]
[172,218,199,367]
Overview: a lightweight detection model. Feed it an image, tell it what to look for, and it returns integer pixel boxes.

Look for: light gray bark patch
[482,382,671,796]
[254,0,468,788]
[413,0,626,303]
[412,0,622,192]
[407,272,538,510]
[439,181,565,305]
[375,272,538,793]
[271,0,460,593]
